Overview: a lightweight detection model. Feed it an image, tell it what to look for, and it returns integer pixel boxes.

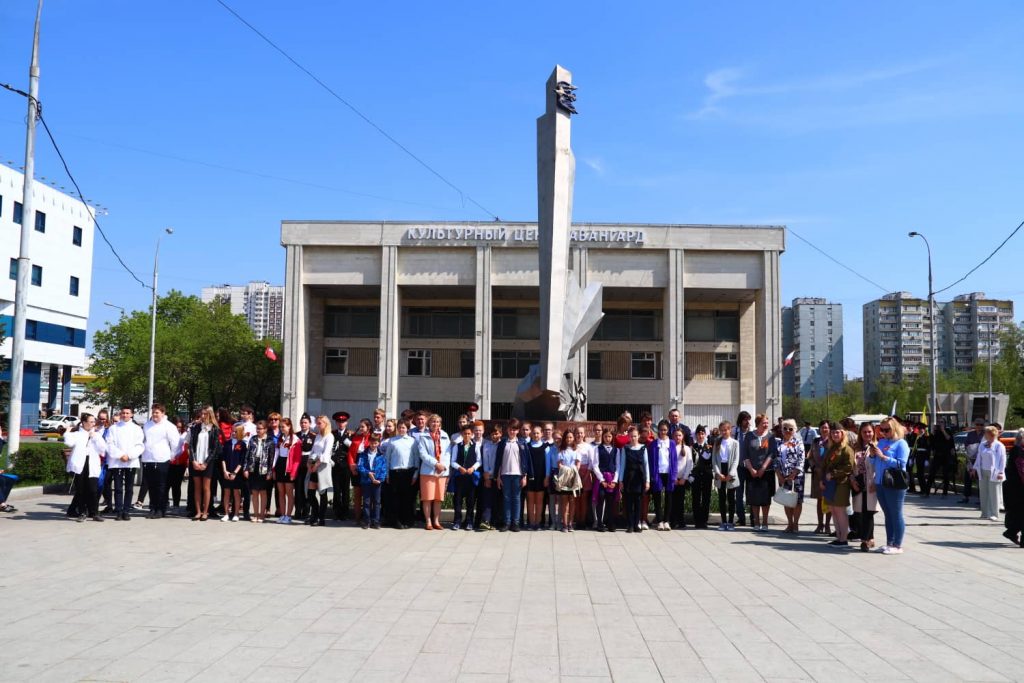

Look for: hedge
[10,443,68,485]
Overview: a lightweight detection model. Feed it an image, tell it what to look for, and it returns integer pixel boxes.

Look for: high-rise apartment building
[201,281,284,340]
[863,291,1013,398]
[782,298,843,399]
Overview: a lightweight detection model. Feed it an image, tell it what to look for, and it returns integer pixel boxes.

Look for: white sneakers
[881,546,904,555]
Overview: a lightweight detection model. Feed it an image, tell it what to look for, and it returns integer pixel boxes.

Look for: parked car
[37,414,79,432]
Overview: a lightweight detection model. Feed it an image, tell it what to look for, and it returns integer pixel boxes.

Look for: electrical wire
[788,227,891,293]
[934,218,1024,295]
[214,0,499,220]
[36,113,148,289]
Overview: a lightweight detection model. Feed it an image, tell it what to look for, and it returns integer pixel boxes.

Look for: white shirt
[577,442,596,468]
[656,438,671,474]
[105,420,144,469]
[66,429,107,476]
[975,440,1007,479]
[677,444,694,482]
[142,419,181,464]
[718,437,733,463]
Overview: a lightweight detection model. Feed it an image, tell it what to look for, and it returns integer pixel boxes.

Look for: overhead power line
[788,227,891,293]
[214,0,499,220]
[934,218,1024,295]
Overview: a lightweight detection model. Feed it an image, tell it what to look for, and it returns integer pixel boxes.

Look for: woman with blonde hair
[414,413,451,530]
[851,422,880,551]
[971,425,1007,521]
[821,421,855,547]
[870,416,910,554]
[272,418,302,524]
[188,405,220,521]
[306,415,335,527]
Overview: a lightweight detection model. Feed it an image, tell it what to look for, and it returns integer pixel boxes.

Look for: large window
[34,210,45,233]
[492,351,539,379]
[493,308,540,339]
[324,306,379,337]
[587,351,602,380]
[460,350,475,378]
[72,226,83,246]
[593,310,662,341]
[714,352,738,379]
[324,348,348,375]
[630,352,657,379]
[30,264,42,287]
[684,311,739,341]
[405,349,432,376]
[69,276,80,297]
[403,307,474,338]
[8,258,15,280]
[13,201,22,225]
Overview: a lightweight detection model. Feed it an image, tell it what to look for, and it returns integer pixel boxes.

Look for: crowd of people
[55,402,1024,554]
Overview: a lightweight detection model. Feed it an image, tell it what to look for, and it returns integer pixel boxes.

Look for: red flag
[783,350,795,367]
[264,346,278,362]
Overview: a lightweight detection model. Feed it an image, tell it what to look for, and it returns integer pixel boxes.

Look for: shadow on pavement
[926,540,1019,550]
[736,536,842,554]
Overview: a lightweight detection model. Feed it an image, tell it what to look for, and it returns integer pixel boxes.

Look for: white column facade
[474,246,493,418]
[664,248,685,419]
[377,245,401,417]
[281,245,306,420]
[756,250,783,423]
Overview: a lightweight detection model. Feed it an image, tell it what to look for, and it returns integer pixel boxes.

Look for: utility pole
[147,228,173,413]
[5,0,43,464]
[988,322,994,422]
[908,232,938,430]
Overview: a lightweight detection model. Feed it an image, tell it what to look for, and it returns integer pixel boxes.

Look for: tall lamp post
[909,231,938,429]
[147,228,173,413]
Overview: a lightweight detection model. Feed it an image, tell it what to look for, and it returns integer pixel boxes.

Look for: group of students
[65,400,997,557]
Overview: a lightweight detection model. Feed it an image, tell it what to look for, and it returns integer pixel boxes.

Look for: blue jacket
[414,430,452,477]
[646,438,679,492]
[357,448,389,486]
[871,438,909,486]
[493,437,532,478]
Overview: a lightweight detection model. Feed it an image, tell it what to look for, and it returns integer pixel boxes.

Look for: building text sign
[403,226,646,245]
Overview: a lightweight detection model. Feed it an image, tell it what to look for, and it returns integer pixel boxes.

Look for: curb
[8,485,45,501]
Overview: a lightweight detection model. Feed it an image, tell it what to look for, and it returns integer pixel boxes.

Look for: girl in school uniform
[593,428,620,532]
[273,418,302,524]
[306,415,335,527]
[525,425,552,530]
[554,430,582,532]
[244,420,274,523]
[715,421,740,530]
[671,426,694,529]
[618,426,650,533]
[188,406,220,521]
[574,425,595,529]
[689,425,714,529]
[221,425,247,522]
[647,420,679,531]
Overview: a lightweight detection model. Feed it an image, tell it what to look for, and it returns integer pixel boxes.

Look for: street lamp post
[909,231,938,430]
[987,322,994,422]
[103,301,125,315]
[146,228,173,413]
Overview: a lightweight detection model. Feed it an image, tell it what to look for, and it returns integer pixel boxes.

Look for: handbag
[823,479,837,501]
[882,466,909,490]
[773,480,799,508]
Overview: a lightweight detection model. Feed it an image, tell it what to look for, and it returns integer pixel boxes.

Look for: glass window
[460,350,475,378]
[587,351,601,380]
[69,276,79,296]
[686,311,739,342]
[714,313,739,341]
[26,320,37,340]
[491,351,539,378]
[72,226,83,246]
[405,349,432,376]
[324,306,380,337]
[13,201,22,225]
[630,352,656,379]
[8,258,15,280]
[493,309,540,339]
[34,211,45,232]
[714,352,738,380]
[324,348,348,375]
[31,264,42,286]
[402,308,474,338]
[593,310,662,341]
[65,327,75,345]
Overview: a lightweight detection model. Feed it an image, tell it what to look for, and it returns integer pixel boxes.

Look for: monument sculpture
[515,66,604,420]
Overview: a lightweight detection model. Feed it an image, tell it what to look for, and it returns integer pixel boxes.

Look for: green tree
[86,291,282,416]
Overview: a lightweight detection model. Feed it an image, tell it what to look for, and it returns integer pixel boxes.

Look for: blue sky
[2,1,1023,377]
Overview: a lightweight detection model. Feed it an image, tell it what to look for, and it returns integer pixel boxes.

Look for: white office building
[782,297,843,399]
[0,163,95,428]
[201,280,284,340]
[280,220,785,428]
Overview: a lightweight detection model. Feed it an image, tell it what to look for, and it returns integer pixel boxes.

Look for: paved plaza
[2,492,1022,683]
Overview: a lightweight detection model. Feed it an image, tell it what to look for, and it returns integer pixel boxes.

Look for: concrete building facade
[782,297,843,399]
[863,291,1013,398]
[202,280,284,340]
[280,221,785,428]
[0,164,94,427]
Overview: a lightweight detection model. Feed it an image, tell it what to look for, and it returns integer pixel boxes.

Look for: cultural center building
[280,220,785,428]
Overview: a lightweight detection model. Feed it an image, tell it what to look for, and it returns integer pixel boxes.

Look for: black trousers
[111,468,135,515]
[735,469,748,524]
[651,474,673,524]
[481,479,504,527]
[594,485,616,529]
[101,464,113,507]
[293,464,308,519]
[718,485,736,524]
[167,464,187,507]
[963,465,974,500]
[388,468,417,527]
[671,483,688,528]
[332,462,351,519]
[143,462,170,515]
[691,473,712,527]
[624,491,643,529]
[72,458,99,517]
[453,476,476,526]
[309,491,329,525]
[928,457,955,495]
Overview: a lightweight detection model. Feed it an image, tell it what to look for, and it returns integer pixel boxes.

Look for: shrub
[11,442,68,484]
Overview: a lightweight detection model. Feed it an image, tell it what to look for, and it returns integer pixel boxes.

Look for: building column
[61,365,72,415]
[663,248,685,421]
[474,246,493,419]
[570,248,589,420]
[281,245,307,420]
[377,245,400,417]
[756,250,782,423]
[20,362,42,430]
[46,364,59,414]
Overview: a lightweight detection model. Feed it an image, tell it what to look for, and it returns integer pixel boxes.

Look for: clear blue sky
[2,1,1023,377]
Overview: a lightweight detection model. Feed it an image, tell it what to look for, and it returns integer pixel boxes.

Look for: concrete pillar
[664,248,685,420]
[61,365,72,415]
[46,364,58,414]
[19,362,42,430]
[281,245,307,420]
[570,247,588,419]
[756,250,782,423]
[377,245,401,417]
[473,246,493,419]
[739,301,757,417]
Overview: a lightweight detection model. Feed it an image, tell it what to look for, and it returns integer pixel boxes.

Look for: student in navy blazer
[647,420,680,530]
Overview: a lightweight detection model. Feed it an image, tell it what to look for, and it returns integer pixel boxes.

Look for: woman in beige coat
[851,422,880,552]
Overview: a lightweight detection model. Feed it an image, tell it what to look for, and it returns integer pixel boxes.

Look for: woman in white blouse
[306,415,335,527]
[971,426,1007,521]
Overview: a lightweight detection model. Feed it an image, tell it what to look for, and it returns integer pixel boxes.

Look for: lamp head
[165,227,174,235]
[908,231,919,237]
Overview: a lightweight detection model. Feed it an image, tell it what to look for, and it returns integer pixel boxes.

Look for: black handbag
[882,467,909,490]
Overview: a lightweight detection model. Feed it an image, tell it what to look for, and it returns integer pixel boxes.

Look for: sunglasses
[879,427,892,433]
[783,427,794,431]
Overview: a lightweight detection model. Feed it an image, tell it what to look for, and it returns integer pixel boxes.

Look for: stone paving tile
[5,493,1024,682]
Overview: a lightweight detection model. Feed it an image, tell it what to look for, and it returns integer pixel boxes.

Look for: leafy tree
[86,291,282,417]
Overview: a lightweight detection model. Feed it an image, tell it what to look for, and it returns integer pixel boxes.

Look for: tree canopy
[87,291,282,417]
